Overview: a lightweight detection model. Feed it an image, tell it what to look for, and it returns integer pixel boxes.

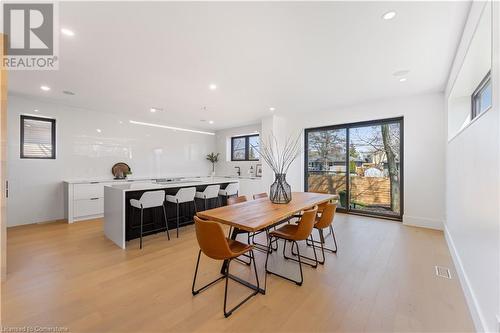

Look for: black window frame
[20,115,56,159]
[231,134,259,161]
[304,116,404,222]
[471,71,492,120]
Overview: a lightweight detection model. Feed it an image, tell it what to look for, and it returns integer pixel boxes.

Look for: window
[305,117,403,221]
[20,115,56,159]
[231,134,259,161]
[472,71,492,119]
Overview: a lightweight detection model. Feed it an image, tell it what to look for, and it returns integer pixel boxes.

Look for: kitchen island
[104,177,239,249]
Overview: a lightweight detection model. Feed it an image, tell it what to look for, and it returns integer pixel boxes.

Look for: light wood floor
[2,214,474,333]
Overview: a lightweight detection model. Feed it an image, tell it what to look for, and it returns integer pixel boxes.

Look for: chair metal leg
[266,237,304,286]
[289,235,319,268]
[193,249,259,317]
[163,205,170,241]
[204,198,207,211]
[306,226,338,254]
[192,250,225,295]
[176,202,180,238]
[252,228,278,253]
[139,208,144,249]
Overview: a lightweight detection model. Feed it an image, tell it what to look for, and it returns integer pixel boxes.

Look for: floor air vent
[435,266,452,279]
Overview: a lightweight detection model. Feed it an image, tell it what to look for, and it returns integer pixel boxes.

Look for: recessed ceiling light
[269,107,276,112]
[40,85,51,91]
[208,120,214,124]
[61,28,75,36]
[209,84,217,90]
[393,70,409,77]
[96,129,102,133]
[382,11,396,20]
[63,90,75,95]
[119,120,123,124]
[34,109,39,112]
[399,78,407,82]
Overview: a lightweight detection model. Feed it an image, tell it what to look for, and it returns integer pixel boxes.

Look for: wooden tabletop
[196,192,338,232]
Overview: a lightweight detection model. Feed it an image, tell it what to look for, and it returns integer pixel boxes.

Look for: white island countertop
[105,177,239,192]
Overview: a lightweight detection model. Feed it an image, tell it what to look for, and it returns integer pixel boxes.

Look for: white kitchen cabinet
[238,178,265,197]
[64,180,130,223]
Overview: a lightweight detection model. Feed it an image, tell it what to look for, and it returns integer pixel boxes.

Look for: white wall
[445,1,499,332]
[260,93,447,230]
[447,1,492,140]
[7,94,216,226]
[214,123,261,177]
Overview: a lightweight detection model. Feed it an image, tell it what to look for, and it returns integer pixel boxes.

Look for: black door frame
[304,116,404,221]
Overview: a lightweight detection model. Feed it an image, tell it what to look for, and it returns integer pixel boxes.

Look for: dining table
[196,191,338,294]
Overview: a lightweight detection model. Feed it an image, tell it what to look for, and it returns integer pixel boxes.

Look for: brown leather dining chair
[227,195,248,205]
[226,195,252,263]
[249,192,279,252]
[265,206,318,286]
[303,202,338,264]
[191,216,259,318]
[253,192,268,199]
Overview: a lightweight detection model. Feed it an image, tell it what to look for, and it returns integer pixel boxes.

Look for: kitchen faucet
[234,166,241,176]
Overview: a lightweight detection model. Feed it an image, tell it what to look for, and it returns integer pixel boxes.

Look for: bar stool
[191,216,259,318]
[195,185,221,211]
[166,187,196,238]
[129,190,168,249]
[218,183,239,205]
[265,206,318,286]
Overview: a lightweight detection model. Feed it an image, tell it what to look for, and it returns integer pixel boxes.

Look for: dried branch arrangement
[254,132,302,175]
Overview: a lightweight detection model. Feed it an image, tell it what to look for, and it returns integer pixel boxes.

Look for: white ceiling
[8,1,471,131]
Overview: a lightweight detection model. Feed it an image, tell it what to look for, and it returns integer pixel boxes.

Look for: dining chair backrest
[194,216,232,260]
[253,192,268,199]
[223,183,239,196]
[138,190,166,209]
[202,185,221,199]
[315,203,336,229]
[293,206,318,241]
[174,187,196,203]
[227,195,247,205]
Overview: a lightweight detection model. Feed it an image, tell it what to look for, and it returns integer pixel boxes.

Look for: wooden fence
[308,173,391,206]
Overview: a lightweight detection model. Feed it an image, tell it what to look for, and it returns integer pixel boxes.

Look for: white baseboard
[444,225,488,333]
[403,215,443,230]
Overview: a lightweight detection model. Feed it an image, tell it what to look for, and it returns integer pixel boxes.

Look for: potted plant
[255,133,301,204]
[206,152,220,176]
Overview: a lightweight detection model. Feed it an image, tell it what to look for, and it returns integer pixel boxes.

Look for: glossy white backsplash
[7,95,215,226]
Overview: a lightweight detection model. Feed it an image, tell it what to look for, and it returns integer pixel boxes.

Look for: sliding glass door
[306,128,347,209]
[305,117,403,220]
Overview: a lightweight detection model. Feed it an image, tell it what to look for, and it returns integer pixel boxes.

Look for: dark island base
[125,184,232,241]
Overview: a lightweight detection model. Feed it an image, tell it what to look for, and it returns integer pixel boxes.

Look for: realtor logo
[2,2,59,70]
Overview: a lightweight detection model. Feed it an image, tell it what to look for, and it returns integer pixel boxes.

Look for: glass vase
[270,173,292,204]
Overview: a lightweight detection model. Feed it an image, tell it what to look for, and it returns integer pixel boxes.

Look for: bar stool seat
[129,190,169,249]
[166,187,196,238]
[195,185,221,211]
[218,183,239,197]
